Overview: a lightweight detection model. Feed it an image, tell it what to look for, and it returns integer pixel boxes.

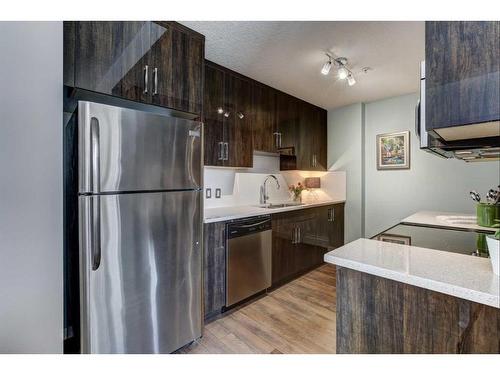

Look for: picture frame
[376,130,410,170]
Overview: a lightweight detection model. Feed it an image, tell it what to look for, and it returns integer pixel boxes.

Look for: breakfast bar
[325,237,500,354]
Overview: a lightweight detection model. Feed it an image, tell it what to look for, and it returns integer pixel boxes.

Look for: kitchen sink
[255,202,305,209]
[436,215,477,225]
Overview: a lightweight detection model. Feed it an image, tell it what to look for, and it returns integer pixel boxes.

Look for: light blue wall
[328,93,500,242]
[364,93,500,237]
[327,103,364,243]
[0,22,63,353]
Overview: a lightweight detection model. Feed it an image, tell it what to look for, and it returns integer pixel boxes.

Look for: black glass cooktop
[372,223,495,258]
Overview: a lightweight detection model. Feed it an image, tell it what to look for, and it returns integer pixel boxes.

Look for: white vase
[486,236,500,276]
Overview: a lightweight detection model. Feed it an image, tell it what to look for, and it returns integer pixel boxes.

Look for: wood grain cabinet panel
[203,222,226,319]
[336,267,500,354]
[203,63,225,166]
[203,61,253,168]
[74,21,125,97]
[224,74,254,168]
[425,21,500,137]
[66,21,204,115]
[271,204,344,287]
[252,83,277,153]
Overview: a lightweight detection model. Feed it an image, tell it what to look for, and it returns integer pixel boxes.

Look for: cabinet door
[316,204,345,250]
[293,209,322,273]
[296,103,327,171]
[150,23,204,115]
[203,63,225,166]
[276,91,299,153]
[203,222,226,319]
[426,21,500,137]
[120,22,152,103]
[74,22,125,97]
[312,108,327,170]
[271,214,295,285]
[224,74,253,168]
[252,83,277,153]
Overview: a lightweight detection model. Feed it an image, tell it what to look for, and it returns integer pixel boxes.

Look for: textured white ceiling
[181,21,424,110]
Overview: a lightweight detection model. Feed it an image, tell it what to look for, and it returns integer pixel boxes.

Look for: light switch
[215,188,221,198]
[205,188,212,199]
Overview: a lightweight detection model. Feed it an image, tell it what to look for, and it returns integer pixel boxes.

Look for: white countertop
[204,199,345,223]
[402,210,494,232]
[324,238,500,308]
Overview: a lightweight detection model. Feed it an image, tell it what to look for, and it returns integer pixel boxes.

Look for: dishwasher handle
[227,216,271,239]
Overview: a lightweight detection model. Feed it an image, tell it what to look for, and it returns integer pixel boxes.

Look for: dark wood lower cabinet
[271,204,344,287]
[336,267,500,354]
[203,222,226,320]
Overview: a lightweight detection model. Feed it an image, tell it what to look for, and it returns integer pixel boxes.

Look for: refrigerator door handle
[90,117,100,193]
[91,196,101,271]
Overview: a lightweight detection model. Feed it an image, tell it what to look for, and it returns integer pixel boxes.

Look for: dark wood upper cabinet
[66,21,204,116]
[151,23,204,114]
[224,74,254,168]
[203,63,225,167]
[252,83,277,153]
[120,21,154,104]
[276,91,300,154]
[425,21,500,141]
[203,61,253,168]
[73,21,124,97]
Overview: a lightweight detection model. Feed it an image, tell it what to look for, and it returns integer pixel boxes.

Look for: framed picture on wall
[376,130,410,170]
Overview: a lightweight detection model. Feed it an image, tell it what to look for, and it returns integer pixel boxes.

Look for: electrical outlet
[215,188,221,198]
[205,188,212,199]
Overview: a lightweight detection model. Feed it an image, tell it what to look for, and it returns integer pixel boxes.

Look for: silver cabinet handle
[224,142,229,161]
[278,132,282,148]
[153,67,158,95]
[273,132,279,149]
[218,142,224,161]
[143,65,149,94]
[298,227,301,243]
[328,208,335,222]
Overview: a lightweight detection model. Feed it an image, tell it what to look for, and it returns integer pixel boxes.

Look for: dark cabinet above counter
[64,21,204,116]
[425,21,499,143]
[203,60,328,170]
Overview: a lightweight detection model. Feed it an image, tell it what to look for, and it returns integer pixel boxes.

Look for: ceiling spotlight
[321,59,332,75]
[347,73,356,86]
[337,66,349,80]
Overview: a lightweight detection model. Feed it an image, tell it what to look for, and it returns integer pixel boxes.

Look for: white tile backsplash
[204,154,346,209]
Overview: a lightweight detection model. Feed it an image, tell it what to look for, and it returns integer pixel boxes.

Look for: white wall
[327,103,364,243]
[0,22,63,353]
[327,93,500,241]
[364,93,500,237]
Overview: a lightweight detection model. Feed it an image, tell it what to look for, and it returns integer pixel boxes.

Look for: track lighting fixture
[347,73,356,86]
[321,59,332,75]
[320,54,358,86]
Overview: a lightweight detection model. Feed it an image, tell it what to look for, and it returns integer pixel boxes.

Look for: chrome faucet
[260,175,280,205]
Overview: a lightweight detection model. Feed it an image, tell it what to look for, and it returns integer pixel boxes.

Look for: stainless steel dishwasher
[226,215,272,307]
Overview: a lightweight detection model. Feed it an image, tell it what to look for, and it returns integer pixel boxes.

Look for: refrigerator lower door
[79,190,202,353]
[78,100,202,194]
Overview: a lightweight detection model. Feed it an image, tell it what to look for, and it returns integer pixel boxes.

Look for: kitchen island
[325,237,500,354]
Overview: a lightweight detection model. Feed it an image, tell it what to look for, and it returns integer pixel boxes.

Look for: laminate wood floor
[180,264,337,354]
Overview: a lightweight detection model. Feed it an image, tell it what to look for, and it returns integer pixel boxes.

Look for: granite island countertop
[324,238,499,308]
[204,199,346,223]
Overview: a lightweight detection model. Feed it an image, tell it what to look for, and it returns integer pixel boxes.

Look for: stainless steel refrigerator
[77,101,202,354]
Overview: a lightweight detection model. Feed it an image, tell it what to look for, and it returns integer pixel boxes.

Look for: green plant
[492,220,500,240]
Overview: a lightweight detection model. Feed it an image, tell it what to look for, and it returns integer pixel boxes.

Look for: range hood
[417,61,500,162]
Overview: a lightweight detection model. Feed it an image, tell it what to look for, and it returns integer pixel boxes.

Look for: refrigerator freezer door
[78,101,202,194]
[79,190,202,353]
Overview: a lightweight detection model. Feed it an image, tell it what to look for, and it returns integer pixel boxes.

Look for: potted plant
[486,220,499,276]
[289,182,305,203]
